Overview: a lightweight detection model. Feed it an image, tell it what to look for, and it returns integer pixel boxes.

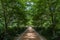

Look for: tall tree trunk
[1,0,8,40]
[49,0,58,39]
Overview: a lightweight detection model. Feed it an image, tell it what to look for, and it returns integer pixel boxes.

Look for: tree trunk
[1,0,8,40]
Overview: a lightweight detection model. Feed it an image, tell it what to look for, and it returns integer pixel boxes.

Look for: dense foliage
[0,0,60,40]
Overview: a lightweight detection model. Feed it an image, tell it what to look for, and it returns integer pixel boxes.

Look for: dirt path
[14,27,46,40]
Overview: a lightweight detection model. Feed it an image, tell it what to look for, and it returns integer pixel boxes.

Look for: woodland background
[0,0,60,40]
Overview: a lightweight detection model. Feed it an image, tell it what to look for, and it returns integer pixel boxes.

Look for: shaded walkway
[14,27,46,40]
